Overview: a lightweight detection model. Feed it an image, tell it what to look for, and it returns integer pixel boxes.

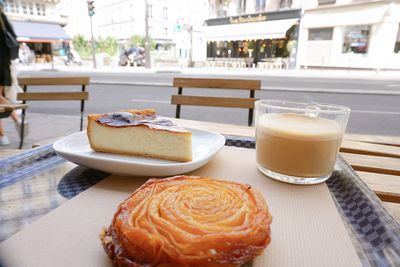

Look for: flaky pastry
[101,175,272,267]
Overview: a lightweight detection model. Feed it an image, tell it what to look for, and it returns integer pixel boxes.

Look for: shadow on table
[57,166,110,199]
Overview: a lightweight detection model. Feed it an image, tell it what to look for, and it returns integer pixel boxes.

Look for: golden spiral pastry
[101,175,272,267]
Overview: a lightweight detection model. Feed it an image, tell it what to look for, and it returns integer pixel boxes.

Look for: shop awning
[11,21,71,42]
[205,18,298,41]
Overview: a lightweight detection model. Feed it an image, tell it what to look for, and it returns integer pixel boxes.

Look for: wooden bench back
[15,76,90,149]
[17,77,89,102]
[17,92,88,101]
[18,77,90,86]
[172,78,261,90]
[171,78,261,126]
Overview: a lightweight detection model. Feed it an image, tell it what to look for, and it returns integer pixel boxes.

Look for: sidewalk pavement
[0,112,84,156]
[17,63,400,81]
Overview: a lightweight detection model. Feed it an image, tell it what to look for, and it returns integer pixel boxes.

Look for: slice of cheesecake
[87,109,192,162]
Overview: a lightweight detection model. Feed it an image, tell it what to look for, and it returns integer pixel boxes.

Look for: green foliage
[96,36,118,56]
[72,35,91,59]
[72,34,155,58]
[130,35,156,50]
[130,35,145,47]
[72,35,118,58]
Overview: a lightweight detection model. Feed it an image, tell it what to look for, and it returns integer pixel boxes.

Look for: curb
[90,80,400,96]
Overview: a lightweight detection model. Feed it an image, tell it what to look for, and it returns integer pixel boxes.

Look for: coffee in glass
[255,100,350,185]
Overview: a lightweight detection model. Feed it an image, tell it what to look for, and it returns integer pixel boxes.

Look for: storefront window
[308,28,333,41]
[342,25,370,54]
[207,38,290,60]
[394,24,400,53]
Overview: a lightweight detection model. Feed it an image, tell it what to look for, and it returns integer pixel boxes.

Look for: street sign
[87,0,95,16]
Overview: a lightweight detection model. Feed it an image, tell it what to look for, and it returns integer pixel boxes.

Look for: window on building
[36,3,41,15]
[28,2,34,15]
[35,3,45,16]
[318,0,336,5]
[163,7,168,20]
[21,1,27,14]
[255,0,267,12]
[4,0,18,13]
[237,0,246,15]
[308,28,334,41]
[164,27,168,36]
[342,25,370,54]
[217,0,228,17]
[394,24,400,53]
[148,4,152,18]
[3,0,10,12]
[41,4,46,16]
[279,0,292,9]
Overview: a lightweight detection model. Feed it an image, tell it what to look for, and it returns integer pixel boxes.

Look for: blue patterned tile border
[57,166,109,199]
[328,157,400,267]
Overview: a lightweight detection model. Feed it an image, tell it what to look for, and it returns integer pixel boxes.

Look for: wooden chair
[0,104,28,119]
[16,77,90,149]
[171,78,261,126]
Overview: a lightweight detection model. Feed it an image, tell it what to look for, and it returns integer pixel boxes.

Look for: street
[19,70,400,136]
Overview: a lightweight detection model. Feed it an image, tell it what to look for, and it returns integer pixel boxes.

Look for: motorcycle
[119,47,145,67]
[63,50,82,66]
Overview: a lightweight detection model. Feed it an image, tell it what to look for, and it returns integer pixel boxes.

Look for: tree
[96,36,118,56]
[72,35,91,58]
[130,35,145,47]
[130,35,156,50]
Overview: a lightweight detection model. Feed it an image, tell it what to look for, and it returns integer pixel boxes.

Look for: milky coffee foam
[256,113,343,178]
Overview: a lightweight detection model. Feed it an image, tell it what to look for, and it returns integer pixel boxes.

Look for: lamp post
[144,0,151,69]
[87,0,97,68]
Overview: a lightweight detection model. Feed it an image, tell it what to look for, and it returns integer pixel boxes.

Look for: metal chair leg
[80,85,86,131]
[175,87,183,118]
[18,108,26,149]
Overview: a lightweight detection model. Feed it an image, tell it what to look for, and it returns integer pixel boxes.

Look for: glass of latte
[255,100,351,185]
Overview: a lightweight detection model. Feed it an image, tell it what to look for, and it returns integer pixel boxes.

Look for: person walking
[0,0,22,145]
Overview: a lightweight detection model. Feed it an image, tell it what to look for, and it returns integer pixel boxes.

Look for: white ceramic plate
[53,129,225,176]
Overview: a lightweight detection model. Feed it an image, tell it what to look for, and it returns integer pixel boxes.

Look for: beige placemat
[0,146,362,267]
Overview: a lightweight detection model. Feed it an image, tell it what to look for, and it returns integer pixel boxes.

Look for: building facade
[3,0,66,25]
[196,0,302,67]
[86,0,208,63]
[3,0,70,63]
[298,0,400,70]
[57,0,92,41]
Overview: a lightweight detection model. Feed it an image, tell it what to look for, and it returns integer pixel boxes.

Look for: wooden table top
[171,118,400,221]
[1,117,398,222]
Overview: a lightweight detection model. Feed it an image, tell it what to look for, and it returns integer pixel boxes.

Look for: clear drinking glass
[255,99,351,185]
